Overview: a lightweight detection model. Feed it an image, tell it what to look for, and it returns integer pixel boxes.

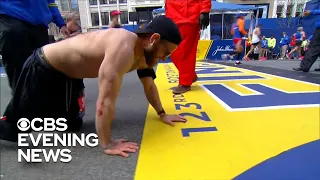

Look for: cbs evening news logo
[17,118,98,163]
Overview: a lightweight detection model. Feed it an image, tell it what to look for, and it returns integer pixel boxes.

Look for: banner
[196,40,213,61]
[206,40,247,60]
[206,40,234,60]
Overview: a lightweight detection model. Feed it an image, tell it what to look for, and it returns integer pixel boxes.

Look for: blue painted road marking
[198,76,265,81]
[196,67,243,74]
[182,127,218,137]
[204,84,320,109]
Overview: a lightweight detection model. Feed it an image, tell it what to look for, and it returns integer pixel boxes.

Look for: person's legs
[257,43,266,60]
[257,43,262,52]
[230,39,242,62]
[280,45,287,58]
[0,49,82,141]
[170,24,187,74]
[29,25,49,49]
[289,46,297,54]
[261,48,265,58]
[268,47,274,59]
[297,46,302,57]
[66,79,85,132]
[0,15,33,91]
[172,24,200,94]
[289,40,303,59]
[235,39,243,60]
[0,50,56,141]
[288,46,298,59]
[244,44,256,59]
[294,28,320,72]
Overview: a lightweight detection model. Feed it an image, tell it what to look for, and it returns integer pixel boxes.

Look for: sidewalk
[0,67,7,77]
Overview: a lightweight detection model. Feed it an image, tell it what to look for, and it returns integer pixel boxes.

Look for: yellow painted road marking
[135,62,320,180]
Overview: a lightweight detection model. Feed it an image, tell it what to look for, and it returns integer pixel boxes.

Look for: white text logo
[17,118,98,163]
[212,45,234,56]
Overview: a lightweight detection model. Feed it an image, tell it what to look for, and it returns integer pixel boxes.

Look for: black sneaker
[0,118,18,142]
[293,67,309,72]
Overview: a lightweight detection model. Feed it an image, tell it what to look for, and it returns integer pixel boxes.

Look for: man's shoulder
[108,28,138,39]
[237,19,244,24]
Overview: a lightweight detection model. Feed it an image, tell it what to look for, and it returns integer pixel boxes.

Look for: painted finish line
[135,62,320,180]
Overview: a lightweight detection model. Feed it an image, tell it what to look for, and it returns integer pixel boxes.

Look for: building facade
[223,0,308,18]
[78,0,164,32]
[73,0,309,32]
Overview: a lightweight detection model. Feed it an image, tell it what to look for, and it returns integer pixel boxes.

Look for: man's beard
[144,49,157,67]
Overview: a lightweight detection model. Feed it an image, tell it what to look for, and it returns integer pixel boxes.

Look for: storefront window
[89,0,98,5]
[91,13,100,26]
[120,11,129,24]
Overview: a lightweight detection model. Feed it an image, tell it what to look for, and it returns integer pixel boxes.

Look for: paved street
[0,69,148,180]
[0,59,319,180]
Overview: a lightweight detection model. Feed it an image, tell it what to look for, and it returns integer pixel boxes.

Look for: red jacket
[165,0,211,24]
[290,36,296,46]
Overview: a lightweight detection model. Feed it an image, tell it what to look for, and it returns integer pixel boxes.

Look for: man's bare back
[43,29,139,79]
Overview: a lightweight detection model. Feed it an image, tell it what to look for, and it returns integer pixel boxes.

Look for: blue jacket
[261,39,268,48]
[0,0,65,28]
[279,35,289,46]
[311,10,320,28]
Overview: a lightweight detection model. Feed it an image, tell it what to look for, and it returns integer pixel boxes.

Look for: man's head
[283,32,286,37]
[134,15,182,67]
[297,27,303,32]
[256,24,262,29]
[66,13,81,33]
[111,10,121,23]
[262,35,266,39]
[270,35,274,39]
[236,14,245,20]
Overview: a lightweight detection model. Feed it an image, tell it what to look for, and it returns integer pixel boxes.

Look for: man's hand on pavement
[160,114,187,126]
[103,114,187,157]
[61,26,70,37]
[104,139,139,158]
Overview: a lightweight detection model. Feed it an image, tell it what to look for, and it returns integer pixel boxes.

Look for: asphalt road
[0,70,149,180]
[0,59,319,180]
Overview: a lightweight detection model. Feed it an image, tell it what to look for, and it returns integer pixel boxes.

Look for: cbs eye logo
[17,118,31,132]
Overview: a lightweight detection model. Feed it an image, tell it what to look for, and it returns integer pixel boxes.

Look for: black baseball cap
[134,15,182,45]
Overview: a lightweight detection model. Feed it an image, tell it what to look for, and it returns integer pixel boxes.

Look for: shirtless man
[0,15,187,157]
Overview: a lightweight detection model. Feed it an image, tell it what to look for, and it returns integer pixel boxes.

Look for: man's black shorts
[295,40,302,47]
[5,48,84,129]
[251,41,260,46]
